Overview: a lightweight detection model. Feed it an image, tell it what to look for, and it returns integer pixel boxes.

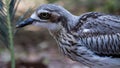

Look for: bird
[16,4,120,68]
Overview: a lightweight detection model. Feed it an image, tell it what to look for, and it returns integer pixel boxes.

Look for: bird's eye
[38,12,51,20]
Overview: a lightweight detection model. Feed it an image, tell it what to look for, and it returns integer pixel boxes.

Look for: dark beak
[16,18,36,28]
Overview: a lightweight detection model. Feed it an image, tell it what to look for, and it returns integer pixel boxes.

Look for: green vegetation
[0,0,21,68]
[47,0,120,14]
[103,0,120,14]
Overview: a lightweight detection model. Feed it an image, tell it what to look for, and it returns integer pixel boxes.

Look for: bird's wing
[74,12,120,57]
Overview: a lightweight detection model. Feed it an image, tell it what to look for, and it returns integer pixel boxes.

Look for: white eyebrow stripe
[30,12,40,20]
[37,9,49,14]
[82,29,90,32]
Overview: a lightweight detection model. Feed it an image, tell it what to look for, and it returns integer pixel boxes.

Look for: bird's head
[16,4,78,31]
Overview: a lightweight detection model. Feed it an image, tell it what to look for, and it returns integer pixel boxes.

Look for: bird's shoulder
[72,12,120,35]
[79,12,104,22]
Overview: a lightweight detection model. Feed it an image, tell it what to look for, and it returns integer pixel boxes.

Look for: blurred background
[0,0,120,68]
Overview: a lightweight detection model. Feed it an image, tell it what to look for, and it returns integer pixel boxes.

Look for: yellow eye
[38,12,51,20]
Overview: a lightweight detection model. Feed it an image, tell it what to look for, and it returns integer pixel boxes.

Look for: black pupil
[39,13,51,20]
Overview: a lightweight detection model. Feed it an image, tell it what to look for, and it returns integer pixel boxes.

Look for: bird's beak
[16,18,37,28]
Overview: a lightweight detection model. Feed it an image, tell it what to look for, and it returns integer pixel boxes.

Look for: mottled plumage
[16,4,120,68]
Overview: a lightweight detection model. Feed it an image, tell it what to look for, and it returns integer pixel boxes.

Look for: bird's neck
[49,15,79,38]
[57,8,79,31]
[60,15,79,32]
[49,10,80,41]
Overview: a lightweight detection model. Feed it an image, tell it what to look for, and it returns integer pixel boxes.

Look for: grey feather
[73,12,120,57]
